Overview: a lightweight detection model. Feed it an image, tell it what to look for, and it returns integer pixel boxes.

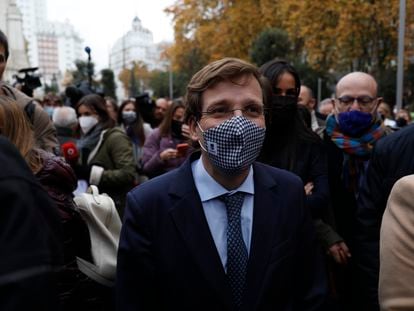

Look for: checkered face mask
[198,116,266,175]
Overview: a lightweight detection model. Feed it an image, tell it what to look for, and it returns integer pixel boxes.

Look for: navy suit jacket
[116,153,327,311]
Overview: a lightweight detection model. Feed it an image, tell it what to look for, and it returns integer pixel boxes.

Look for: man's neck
[201,153,249,190]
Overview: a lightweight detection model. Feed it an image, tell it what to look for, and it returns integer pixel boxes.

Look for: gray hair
[317,98,333,111]
[52,106,77,127]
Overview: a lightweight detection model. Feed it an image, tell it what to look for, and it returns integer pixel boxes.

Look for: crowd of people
[1,28,414,311]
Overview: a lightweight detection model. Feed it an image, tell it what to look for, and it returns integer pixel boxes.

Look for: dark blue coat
[116,152,328,311]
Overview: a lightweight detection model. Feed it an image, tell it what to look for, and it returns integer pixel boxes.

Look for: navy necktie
[220,192,248,309]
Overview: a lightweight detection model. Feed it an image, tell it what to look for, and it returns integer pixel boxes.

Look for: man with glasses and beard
[116,58,327,311]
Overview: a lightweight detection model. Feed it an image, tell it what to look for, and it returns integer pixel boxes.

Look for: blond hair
[0,96,42,173]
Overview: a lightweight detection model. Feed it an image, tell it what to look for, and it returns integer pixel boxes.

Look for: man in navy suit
[116,58,327,310]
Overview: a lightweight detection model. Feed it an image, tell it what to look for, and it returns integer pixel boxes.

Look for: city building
[36,20,83,83]
[0,0,30,83]
[109,16,166,99]
[15,0,47,70]
[7,0,84,88]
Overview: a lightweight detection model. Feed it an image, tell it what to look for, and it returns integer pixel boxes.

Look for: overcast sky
[47,0,175,71]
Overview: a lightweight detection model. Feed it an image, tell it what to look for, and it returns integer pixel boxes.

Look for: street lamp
[396,0,406,111]
[169,61,173,100]
[84,46,93,90]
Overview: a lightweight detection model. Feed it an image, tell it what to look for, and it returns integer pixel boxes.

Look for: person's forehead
[299,86,311,97]
[201,76,262,107]
[156,102,167,109]
[336,75,377,96]
[276,72,296,87]
[124,102,135,110]
[78,104,95,113]
[156,98,168,106]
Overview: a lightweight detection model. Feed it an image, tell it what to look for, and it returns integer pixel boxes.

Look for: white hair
[52,106,77,127]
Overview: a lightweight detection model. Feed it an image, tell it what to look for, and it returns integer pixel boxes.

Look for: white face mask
[79,116,98,134]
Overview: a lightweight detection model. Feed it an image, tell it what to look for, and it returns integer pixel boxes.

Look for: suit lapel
[168,155,233,308]
[243,163,282,310]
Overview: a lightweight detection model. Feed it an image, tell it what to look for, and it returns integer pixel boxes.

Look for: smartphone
[176,143,189,157]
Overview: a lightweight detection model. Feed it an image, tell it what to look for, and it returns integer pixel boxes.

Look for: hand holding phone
[176,143,189,157]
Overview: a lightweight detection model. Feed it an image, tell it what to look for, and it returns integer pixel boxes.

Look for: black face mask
[171,120,183,138]
[268,95,298,127]
[396,117,408,128]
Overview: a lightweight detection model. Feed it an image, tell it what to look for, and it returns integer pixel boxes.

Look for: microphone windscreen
[62,142,79,162]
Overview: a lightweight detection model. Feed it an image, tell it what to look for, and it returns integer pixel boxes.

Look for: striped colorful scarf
[326,114,385,193]
[326,114,384,157]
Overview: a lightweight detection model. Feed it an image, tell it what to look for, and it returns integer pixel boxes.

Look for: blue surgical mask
[197,116,266,175]
[122,111,137,125]
[337,110,372,137]
[44,106,55,119]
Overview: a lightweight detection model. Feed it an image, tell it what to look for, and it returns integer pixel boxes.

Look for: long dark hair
[159,101,185,137]
[118,99,146,146]
[76,94,115,130]
[259,59,320,170]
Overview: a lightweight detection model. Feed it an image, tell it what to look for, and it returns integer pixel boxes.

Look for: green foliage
[149,70,188,99]
[71,60,95,85]
[118,61,150,97]
[378,64,414,109]
[293,61,335,100]
[149,71,169,98]
[250,28,292,67]
[129,64,140,97]
[44,83,59,94]
[100,68,117,99]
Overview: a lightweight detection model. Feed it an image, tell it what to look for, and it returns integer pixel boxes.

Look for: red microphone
[61,142,79,164]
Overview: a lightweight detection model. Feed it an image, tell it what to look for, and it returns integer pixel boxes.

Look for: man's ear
[331,98,338,111]
[309,98,316,110]
[374,97,382,112]
[189,117,201,140]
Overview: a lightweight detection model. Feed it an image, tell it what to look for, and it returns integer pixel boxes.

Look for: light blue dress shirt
[191,156,254,272]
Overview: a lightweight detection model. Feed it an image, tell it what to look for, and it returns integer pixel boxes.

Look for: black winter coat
[36,150,91,263]
[35,151,108,310]
[355,124,414,310]
[0,136,62,310]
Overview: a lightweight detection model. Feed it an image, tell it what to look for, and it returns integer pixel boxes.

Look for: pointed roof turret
[132,16,141,31]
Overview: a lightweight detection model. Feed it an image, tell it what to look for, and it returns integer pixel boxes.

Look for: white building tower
[109,16,164,99]
[2,0,30,83]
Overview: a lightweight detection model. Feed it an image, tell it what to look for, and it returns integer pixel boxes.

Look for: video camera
[13,67,42,97]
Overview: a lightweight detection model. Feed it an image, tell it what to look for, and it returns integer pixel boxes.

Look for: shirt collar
[192,155,254,203]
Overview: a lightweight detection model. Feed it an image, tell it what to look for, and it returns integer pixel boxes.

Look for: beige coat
[1,83,58,153]
[379,174,414,310]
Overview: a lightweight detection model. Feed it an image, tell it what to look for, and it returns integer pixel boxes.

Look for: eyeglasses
[337,96,376,108]
[200,104,265,120]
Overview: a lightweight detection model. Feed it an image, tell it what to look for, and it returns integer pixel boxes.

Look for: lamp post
[396,0,406,111]
[169,61,173,100]
[84,46,92,90]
